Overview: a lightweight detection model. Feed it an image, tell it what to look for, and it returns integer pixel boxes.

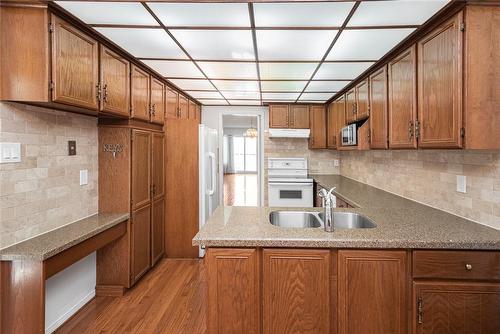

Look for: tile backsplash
[340,150,500,230]
[0,102,98,249]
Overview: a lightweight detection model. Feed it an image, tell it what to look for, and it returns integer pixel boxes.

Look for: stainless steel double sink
[269,211,376,229]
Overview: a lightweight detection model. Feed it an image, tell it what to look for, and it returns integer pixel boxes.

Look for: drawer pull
[465,263,472,271]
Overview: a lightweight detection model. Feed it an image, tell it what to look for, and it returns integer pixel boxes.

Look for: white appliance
[341,124,357,146]
[268,128,310,138]
[268,158,313,207]
[199,124,220,257]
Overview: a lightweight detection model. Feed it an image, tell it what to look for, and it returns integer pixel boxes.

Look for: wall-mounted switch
[0,142,21,163]
[80,169,88,186]
[457,175,467,193]
[68,140,76,156]
[333,159,340,167]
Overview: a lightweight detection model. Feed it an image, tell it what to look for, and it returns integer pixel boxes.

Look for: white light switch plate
[0,142,21,163]
[456,175,467,193]
[333,159,340,167]
[80,169,88,186]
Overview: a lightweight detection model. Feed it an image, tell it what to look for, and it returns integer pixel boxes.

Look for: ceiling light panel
[186,91,222,99]
[253,2,355,27]
[299,93,334,101]
[229,100,262,105]
[169,79,214,91]
[212,80,260,92]
[314,63,375,80]
[348,1,450,27]
[260,63,318,80]
[222,91,261,100]
[96,28,186,59]
[262,92,300,100]
[141,60,204,78]
[56,1,158,25]
[306,81,351,92]
[261,81,307,92]
[198,62,258,80]
[326,29,415,60]
[257,30,337,61]
[147,3,250,27]
[198,99,228,105]
[171,30,255,61]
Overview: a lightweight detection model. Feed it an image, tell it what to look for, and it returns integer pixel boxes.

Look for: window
[232,136,257,173]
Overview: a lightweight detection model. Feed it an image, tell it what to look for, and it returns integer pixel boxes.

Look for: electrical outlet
[80,169,88,186]
[333,159,340,167]
[68,140,76,156]
[456,175,466,193]
[0,142,21,163]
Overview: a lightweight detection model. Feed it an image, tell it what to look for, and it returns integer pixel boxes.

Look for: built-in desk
[0,213,129,334]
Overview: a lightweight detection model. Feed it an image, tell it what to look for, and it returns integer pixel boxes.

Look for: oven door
[268,182,314,207]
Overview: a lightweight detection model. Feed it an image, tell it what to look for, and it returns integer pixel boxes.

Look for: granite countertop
[0,213,130,261]
[193,175,500,250]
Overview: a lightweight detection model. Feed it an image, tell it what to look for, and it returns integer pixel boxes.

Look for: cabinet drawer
[413,250,500,281]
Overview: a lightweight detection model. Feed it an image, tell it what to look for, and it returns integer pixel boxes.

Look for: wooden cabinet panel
[413,282,500,334]
[131,204,151,283]
[178,95,189,119]
[345,89,356,124]
[388,46,417,149]
[131,65,150,121]
[336,97,346,147]
[150,78,165,125]
[269,105,289,128]
[152,133,164,200]
[151,197,164,266]
[369,67,388,149]
[309,105,326,149]
[195,104,202,123]
[100,46,129,116]
[355,79,369,120]
[51,15,99,110]
[418,12,463,148]
[131,130,151,210]
[207,248,260,334]
[290,105,309,129]
[188,100,197,120]
[338,250,408,334]
[327,103,337,149]
[263,249,330,334]
[166,87,179,119]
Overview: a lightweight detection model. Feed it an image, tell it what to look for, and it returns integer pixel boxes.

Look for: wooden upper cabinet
[309,105,327,149]
[290,105,309,129]
[51,15,99,110]
[166,87,179,119]
[263,249,331,334]
[269,104,289,128]
[413,282,500,334]
[178,94,189,119]
[151,133,164,200]
[388,46,418,149]
[131,65,150,121]
[369,67,388,149]
[131,204,151,283]
[131,129,151,211]
[355,79,369,120]
[188,100,197,120]
[99,46,129,116]
[338,250,408,334]
[418,12,463,149]
[327,103,337,149]
[195,104,202,123]
[336,96,346,142]
[345,88,356,124]
[150,77,165,125]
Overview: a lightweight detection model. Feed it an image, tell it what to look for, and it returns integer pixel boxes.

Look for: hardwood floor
[56,259,206,334]
[223,173,258,206]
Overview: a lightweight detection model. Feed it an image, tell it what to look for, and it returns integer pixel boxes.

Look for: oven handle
[268,182,313,187]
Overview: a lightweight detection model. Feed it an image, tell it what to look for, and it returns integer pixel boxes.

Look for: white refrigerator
[199,125,220,257]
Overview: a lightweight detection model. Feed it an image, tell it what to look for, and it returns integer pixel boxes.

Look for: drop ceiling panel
[326,29,415,60]
[260,63,318,80]
[348,1,450,27]
[254,2,355,27]
[169,79,214,91]
[261,81,307,92]
[186,91,222,99]
[299,93,334,101]
[222,91,261,100]
[262,92,300,100]
[170,30,255,60]
[56,1,159,25]
[141,60,204,78]
[257,30,337,61]
[198,99,228,105]
[306,81,350,92]
[198,62,258,80]
[96,28,187,59]
[147,3,250,27]
[229,100,262,106]
[212,80,260,92]
[314,62,375,80]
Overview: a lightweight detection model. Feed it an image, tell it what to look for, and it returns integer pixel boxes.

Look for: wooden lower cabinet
[151,197,164,266]
[131,204,151,284]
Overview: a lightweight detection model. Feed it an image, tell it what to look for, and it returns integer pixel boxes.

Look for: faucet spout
[318,187,336,232]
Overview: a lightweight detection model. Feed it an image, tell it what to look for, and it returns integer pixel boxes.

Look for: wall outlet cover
[80,170,88,186]
[333,159,340,167]
[0,142,21,163]
[68,140,76,156]
[456,175,466,193]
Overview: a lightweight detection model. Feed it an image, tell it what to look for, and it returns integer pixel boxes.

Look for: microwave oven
[341,124,357,146]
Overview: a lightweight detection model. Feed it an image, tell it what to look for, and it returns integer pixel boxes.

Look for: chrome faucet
[318,187,336,232]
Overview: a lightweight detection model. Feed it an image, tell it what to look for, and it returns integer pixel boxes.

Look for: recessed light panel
[186,91,222,99]
[262,92,300,100]
[212,80,260,92]
[198,62,258,80]
[306,81,351,92]
[229,100,261,105]
[169,79,214,91]
[222,91,261,100]
[141,60,204,78]
[199,99,228,105]
[261,81,307,92]
[314,63,375,80]
[260,63,318,80]
[299,93,334,101]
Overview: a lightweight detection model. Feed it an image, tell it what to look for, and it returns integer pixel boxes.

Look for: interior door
[51,15,99,110]
[150,77,165,125]
[369,66,388,149]
[131,130,151,211]
[100,46,129,116]
[290,105,310,129]
[166,87,179,119]
[131,65,150,121]
[178,94,189,119]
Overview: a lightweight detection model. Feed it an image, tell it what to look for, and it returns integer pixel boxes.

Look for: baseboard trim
[45,289,95,334]
[96,284,126,297]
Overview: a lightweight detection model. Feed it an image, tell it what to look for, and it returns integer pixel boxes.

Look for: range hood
[268,128,310,138]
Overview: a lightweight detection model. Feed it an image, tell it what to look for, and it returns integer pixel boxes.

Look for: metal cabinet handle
[96,83,102,102]
[103,84,108,103]
[408,120,414,140]
[465,263,472,271]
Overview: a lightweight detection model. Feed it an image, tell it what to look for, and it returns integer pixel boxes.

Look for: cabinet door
[369,67,388,149]
[195,104,202,123]
[150,77,165,124]
[336,96,346,147]
[269,105,289,128]
[188,100,197,120]
[131,65,150,121]
[131,204,151,283]
[100,46,129,116]
[151,132,164,200]
[131,130,151,211]
[355,79,369,120]
[51,15,99,110]
[151,197,164,266]
[263,249,330,334]
[338,250,408,334]
[327,102,337,148]
[207,248,260,334]
[418,13,463,148]
[388,46,417,149]
[345,89,356,124]
[178,94,189,119]
[166,87,179,119]
[290,105,309,129]
[413,282,500,334]
[309,105,326,149]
